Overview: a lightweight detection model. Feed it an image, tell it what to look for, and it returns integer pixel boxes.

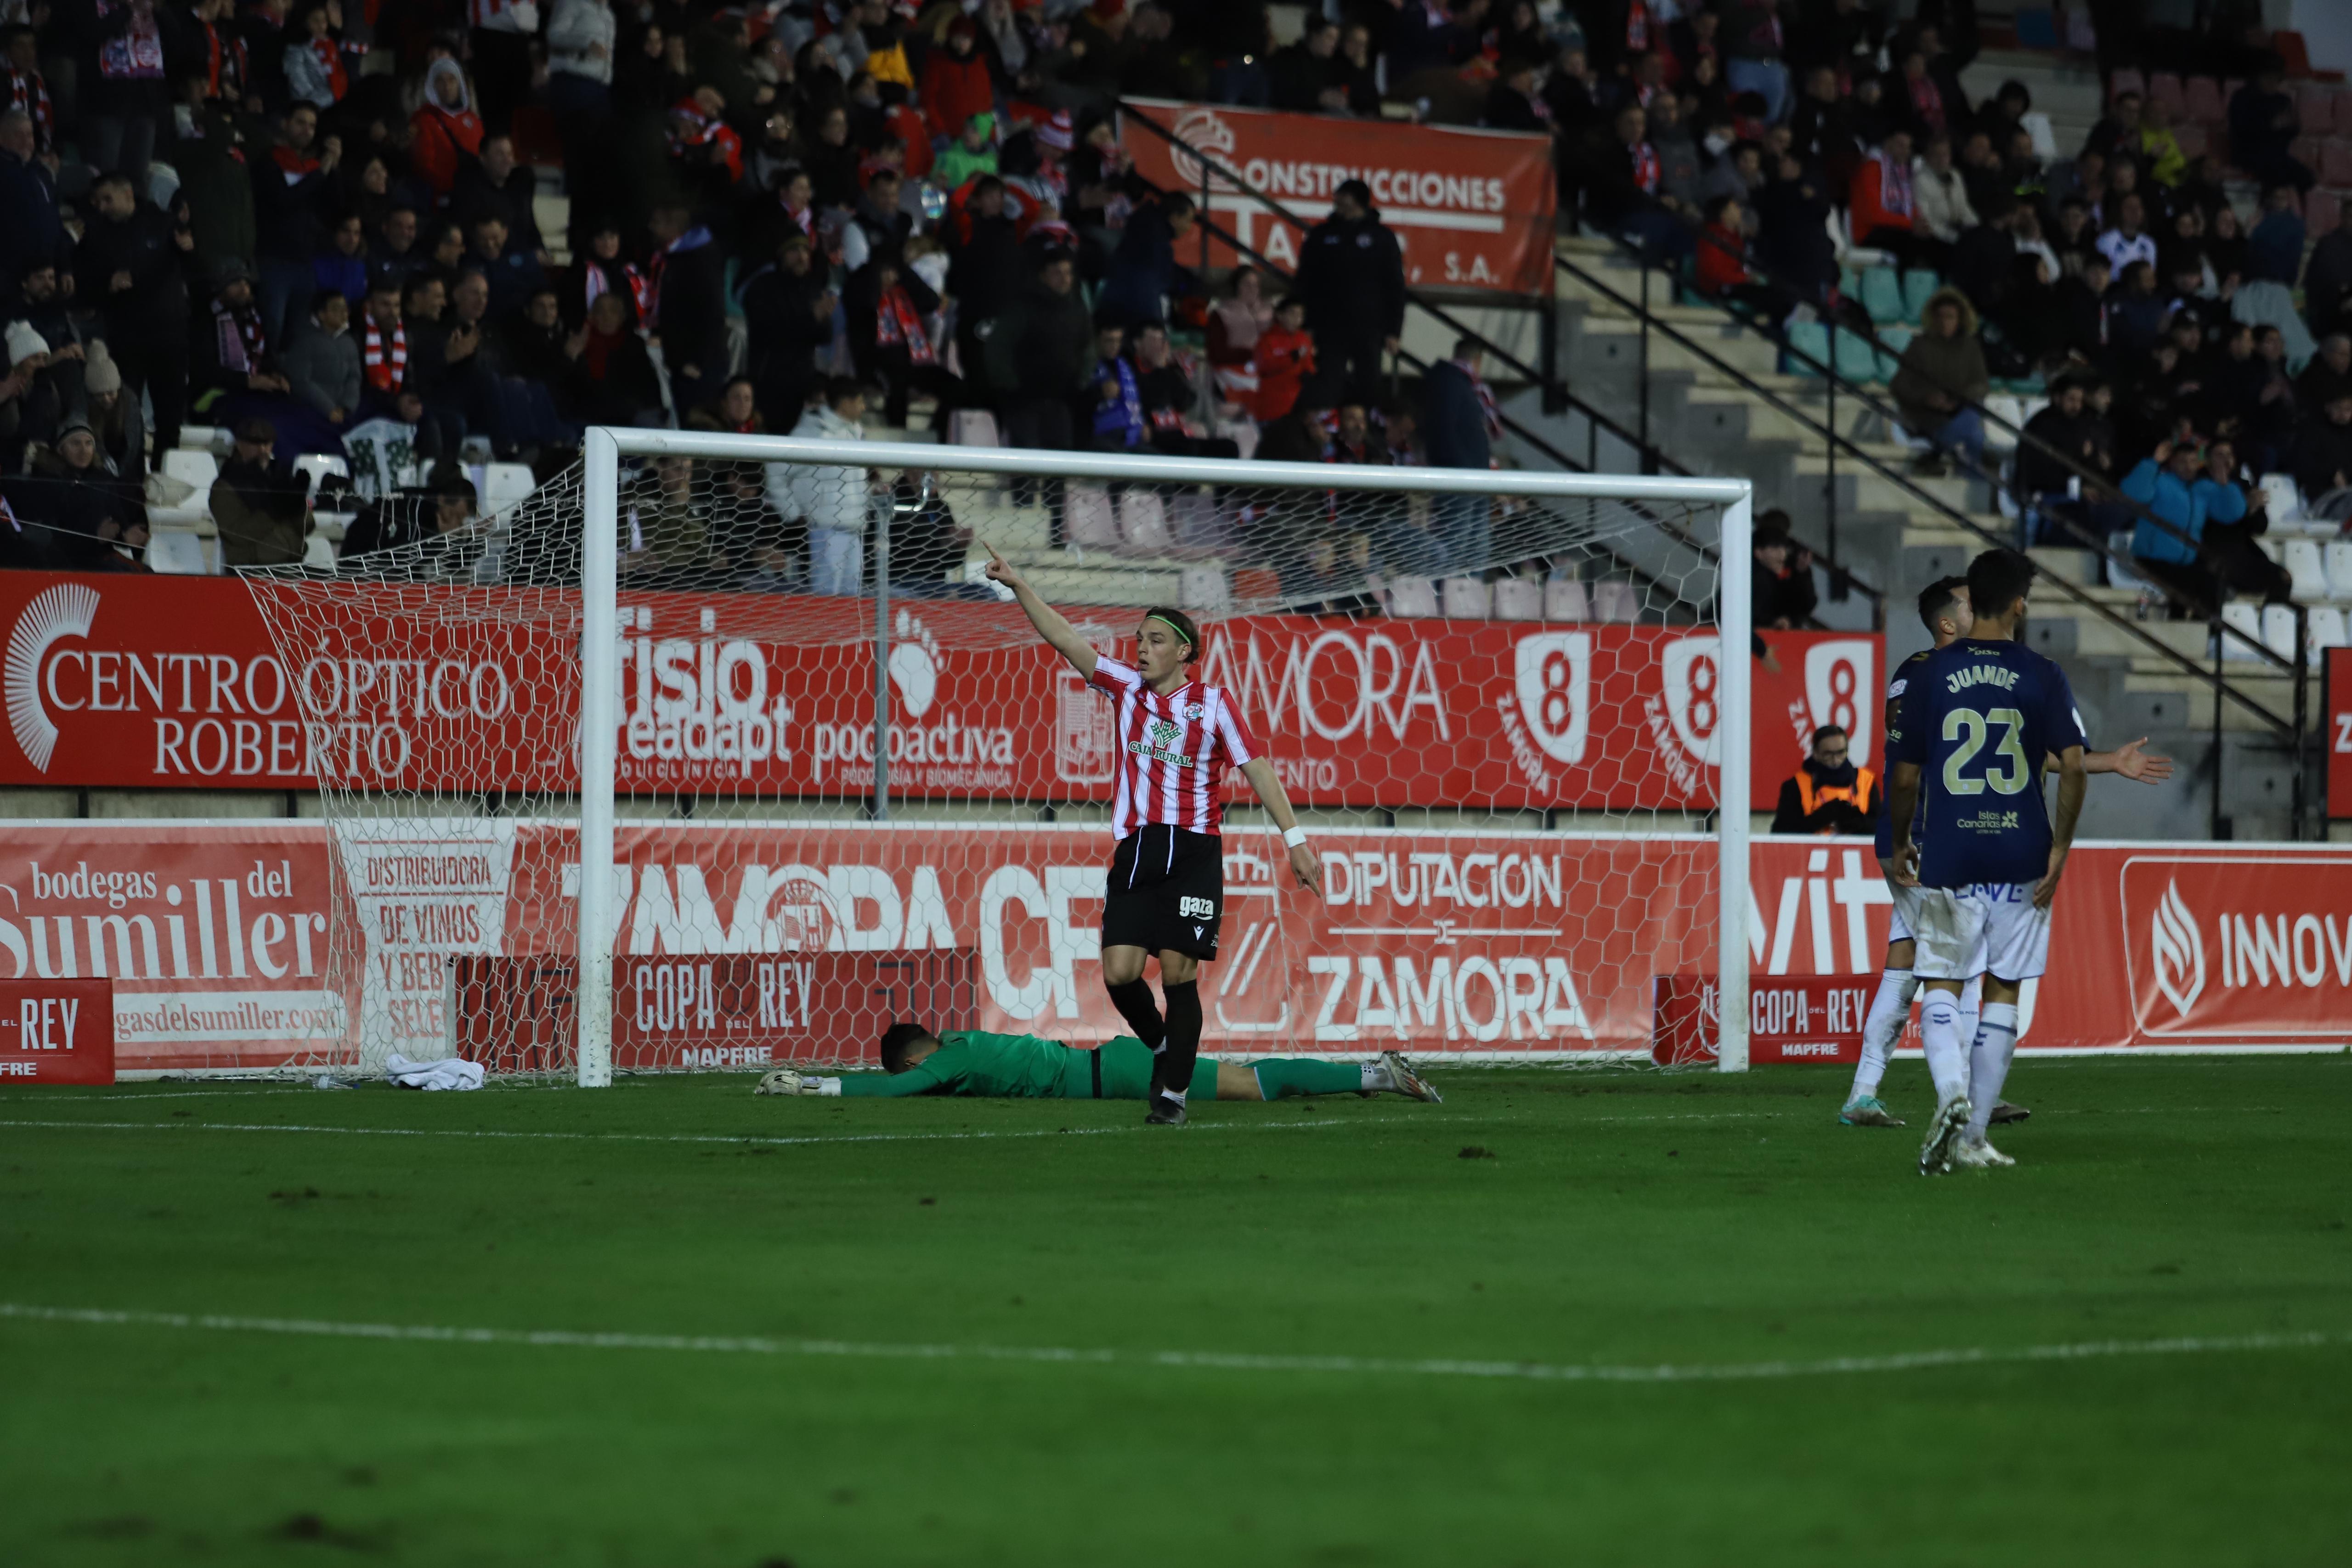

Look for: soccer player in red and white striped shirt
[985,541,1323,1126]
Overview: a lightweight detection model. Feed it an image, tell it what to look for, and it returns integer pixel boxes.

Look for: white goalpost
[247,430,1752,1085]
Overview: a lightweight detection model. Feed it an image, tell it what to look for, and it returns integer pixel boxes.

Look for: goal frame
[578,427,1754,1087]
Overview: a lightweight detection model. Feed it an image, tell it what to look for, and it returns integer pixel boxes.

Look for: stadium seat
[2326,540,2352,599]
[1492,577,1543,621]
[2283,538,2329,601]
[178,424,221,451]
[2322,141,2352,189]
[2260,604,2301,661]
[160,447,218,501]
[302,534,338,571]
[946,408,999,448]
[2149,74,2185,117]
[2259,473,2303,524]
[1543,578,1589,621]
[1832,328,1880,382]
[2273,30,2312,78]
[1168,488,1225,549]
[2019,111,2058,159]
[1983,394,2024,453]
[1590,581,1640,623]
[2309,605,2349,658]
[2108,69,2144,105]
[1384,575,1439,618]
[1875,325,1914,381]
[1441,577,1492,619]
[1900,269,1941,322]
[2105,532,2149,594]
[1177,564,1231,614]
[482,463,536,515]
[1858,266,1905,323]
[1065,486,1120,549]
[1115,490,1170,553]
[292,453,348,495]
[1784,320,1830,377]
[2309,191,2342,237]
[2338,90,2352,138]
[2295,81,2335,128]
[2184,76,2226,126]
[2219,601,2266,661]
[146,529,210,575]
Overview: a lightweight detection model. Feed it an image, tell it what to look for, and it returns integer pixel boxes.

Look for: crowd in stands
[1,0,2346,620]
[1554,1,2352,622]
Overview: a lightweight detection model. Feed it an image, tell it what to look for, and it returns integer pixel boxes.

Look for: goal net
[243,434,1753,1083]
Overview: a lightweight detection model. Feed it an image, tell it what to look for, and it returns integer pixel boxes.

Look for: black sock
[1159,980,1201,1101]
[1106,978,1167,1093]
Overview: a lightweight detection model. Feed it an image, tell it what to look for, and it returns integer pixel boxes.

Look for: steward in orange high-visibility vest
[1770,726,1882,835]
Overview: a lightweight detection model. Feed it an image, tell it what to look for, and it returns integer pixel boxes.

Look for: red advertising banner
[2329,647,2352,818]
[1118,98,1556,295]
[5,821,2346,1078]
[1651,974,1871,1066]
[0,978,115,1083]
[0,570,1875,813]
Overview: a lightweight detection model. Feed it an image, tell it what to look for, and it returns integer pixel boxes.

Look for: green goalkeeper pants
[1087,1037,1216,1099]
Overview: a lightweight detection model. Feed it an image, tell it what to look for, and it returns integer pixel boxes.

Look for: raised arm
[981,538,1097,678]
[2061,736,2174,784]
[1237,757,1324,897]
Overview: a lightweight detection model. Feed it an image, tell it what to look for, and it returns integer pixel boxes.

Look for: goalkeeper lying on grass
[756,1023,1444,1104]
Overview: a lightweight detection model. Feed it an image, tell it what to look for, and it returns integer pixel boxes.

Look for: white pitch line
[0,1302,2337,1386]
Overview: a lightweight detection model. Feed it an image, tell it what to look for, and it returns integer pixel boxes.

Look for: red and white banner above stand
[0,823,2343,1076]
[0,571,1873,813]
[1118,97,1556,294]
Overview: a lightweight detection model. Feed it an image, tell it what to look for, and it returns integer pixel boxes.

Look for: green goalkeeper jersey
[839,1031,1119,1099]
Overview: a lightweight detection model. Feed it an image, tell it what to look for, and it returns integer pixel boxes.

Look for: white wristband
[1283,825,1310,850]
[816,1077,842,1096]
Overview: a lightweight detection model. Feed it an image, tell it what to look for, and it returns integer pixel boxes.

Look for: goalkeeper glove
[754,1069,839,1096]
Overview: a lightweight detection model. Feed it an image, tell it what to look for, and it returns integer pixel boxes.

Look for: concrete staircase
[1475,234,2318,840]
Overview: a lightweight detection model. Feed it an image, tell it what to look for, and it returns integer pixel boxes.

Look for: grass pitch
[2,1055,2347,1567]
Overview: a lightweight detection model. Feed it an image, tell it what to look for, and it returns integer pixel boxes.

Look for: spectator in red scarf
[1848,129,1921,265]
[283,1,347,112]
[566,289,663,426]
[410,57,484,198]
[844,250,955,429]
[355,278,411,416]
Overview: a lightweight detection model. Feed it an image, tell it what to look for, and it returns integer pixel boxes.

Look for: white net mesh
[243,444,1739,1078]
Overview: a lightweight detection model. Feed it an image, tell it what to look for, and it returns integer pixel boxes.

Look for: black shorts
[1102,826,1223,960]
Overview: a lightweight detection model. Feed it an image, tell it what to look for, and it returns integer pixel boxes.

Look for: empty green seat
[1875,325,1915,381]
[1859,266,1907,323]
[1901,269,1941,321]
[1833,327,1882,381]
[1785,320,1831,377]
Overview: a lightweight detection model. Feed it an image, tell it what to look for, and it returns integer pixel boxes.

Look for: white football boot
[1917,1094,1973,1176]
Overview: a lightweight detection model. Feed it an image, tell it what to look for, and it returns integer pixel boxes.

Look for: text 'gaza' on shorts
[1102,825,1224,961]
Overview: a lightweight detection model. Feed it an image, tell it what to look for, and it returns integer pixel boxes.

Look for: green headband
[1146,613,1194,651]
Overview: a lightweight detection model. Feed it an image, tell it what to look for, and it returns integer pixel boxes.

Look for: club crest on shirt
[1183,703,1206,720]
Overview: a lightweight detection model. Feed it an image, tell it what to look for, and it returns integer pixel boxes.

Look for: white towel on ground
[385,1054,486,1091]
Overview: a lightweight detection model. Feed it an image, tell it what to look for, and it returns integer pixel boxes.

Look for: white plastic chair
[1168,489,1224,549]
[161,448,219,495]
[145,529,211,575]
[2305,605,2346,663]
[2282,538,2329,601]
[2260,604,2300,662]
[1440,577,1492,619]
[2325,541,2352,600]
[1177,564,1231,613]
[178,424,220,451]
[1982,394,2024,454]
[2106,531,2148,594]
[1492,577,1543,621]
[1384,575,1439,618]
[946,408,1000,448]
[1064,486,1120,549]
[292,453,349,495]
[1590,581,1640,623]
[1116,491,1170,553]
[301,533,338,570]
[2219,601,2266,661]
[2256,473,2300,524]
[481,462,536,515]
[1542,578,1589,621]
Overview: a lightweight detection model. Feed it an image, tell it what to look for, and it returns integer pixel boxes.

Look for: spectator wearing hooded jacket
[1890,287,1989,474]
[778,378,876,596]
[410,57,484,199]
[1295,179,1404,409]
[647,201,727,414]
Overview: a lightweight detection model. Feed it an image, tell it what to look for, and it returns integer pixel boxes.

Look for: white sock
[1851,968,1918,1099]
[1956,976,1981,1081]
[1963,1003,2020,1141]
[1360,1061,1381,1091]
[1919,990,1970,1104]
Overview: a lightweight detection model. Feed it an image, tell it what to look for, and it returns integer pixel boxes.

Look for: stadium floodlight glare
[249,430,1751,1085]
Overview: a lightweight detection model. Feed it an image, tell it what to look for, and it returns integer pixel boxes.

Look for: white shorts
[1886,877,1926,945]
[1911,882,2052,982]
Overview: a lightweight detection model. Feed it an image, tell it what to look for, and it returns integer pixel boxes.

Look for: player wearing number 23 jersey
[1886,633,2085,981]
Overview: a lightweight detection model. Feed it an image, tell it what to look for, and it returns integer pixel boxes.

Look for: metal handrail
[1114,100,1882,617]
[1576,206,2286,671]
[1552,244,2301,740]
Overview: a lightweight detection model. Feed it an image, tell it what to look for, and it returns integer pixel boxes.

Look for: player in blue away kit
[1886,550,2088,1173]
[1841,575,2171,1129]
